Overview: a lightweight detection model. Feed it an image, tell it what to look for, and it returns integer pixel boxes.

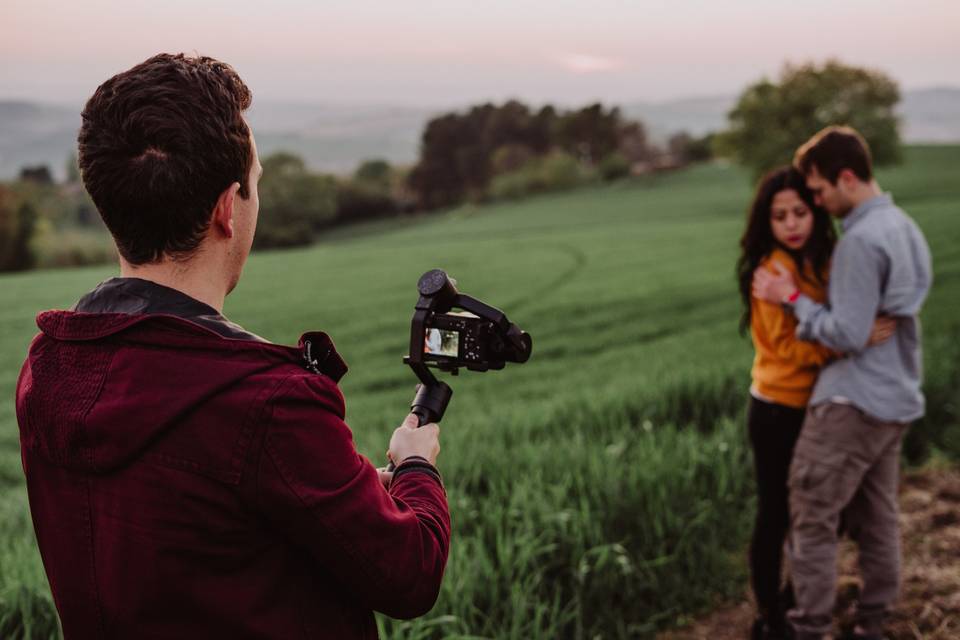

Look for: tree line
[407,101,709,209]
[0,60,901,272]
[252,100,716,249]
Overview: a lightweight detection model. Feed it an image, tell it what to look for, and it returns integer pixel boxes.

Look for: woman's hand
[752,261,798,303]
[868,315,897,346]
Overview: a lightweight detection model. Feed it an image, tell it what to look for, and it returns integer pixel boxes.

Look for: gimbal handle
[410,380,453,426]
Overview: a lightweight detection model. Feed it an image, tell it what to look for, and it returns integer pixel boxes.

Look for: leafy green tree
[408,111,480,209]
[0,185,36,271]
[617,121,652,163]
[482,100,552,155]
[0,185,18,269]
[340,159,401,223]
[719,60,901,179]
[666,131,713,165]
[684,133,715,164]
[353,159,392,191]
[19,165,54,185]
[556,104,621,165]
[409,100,644,207]
[491,144,536,175]
[254,153,336,249]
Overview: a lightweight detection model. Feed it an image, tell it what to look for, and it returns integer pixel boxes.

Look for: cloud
[555,53,624,74]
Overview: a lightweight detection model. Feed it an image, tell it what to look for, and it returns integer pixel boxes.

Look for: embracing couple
[737,126,932,640]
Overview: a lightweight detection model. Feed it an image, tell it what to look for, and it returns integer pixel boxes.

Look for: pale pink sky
[2,0,958,106]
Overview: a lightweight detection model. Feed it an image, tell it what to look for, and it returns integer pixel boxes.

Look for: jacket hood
[16,310,346,474]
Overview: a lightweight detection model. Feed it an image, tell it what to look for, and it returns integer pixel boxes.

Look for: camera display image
[424,328,459,358]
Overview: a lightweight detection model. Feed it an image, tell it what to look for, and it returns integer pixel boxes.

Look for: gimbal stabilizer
[403,269,532,427]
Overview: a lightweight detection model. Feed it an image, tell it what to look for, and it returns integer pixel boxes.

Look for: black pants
[747,396,805,617]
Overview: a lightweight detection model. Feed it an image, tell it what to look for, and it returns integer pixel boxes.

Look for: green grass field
[1,147,958,639]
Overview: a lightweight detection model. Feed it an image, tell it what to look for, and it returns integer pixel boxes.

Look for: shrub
[335,180,398,225]
[32,227,116,269]
[254,153,337,249]
[488,151,591,201]
[538,150,590,190]
[598,153,631,181]
[488,170,534,201]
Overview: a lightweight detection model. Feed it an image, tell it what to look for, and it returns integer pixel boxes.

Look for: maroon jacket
[16,290,450,639]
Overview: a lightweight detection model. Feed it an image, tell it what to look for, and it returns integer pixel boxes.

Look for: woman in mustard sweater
[736,166,837,640]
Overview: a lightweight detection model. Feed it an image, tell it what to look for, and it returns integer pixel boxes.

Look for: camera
[422,311,529,371]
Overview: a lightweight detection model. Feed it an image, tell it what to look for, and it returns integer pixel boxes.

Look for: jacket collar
[842,193,893,232]
[75,277,265,342]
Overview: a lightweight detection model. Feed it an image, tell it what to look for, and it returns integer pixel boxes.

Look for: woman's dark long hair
[736,166,836,334]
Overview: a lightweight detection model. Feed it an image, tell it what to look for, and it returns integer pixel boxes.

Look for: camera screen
[424,328,459,358]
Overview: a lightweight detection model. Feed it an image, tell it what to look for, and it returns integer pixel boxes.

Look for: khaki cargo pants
[786,402,908,637]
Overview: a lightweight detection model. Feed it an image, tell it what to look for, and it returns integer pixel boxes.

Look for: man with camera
[753,126,932,640]
[15,53,449,639]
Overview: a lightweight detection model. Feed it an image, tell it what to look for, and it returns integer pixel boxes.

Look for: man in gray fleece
[753,126,932,640]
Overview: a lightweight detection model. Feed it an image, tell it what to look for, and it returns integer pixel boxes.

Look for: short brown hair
[793,125,873,185]
[78,53,252,264]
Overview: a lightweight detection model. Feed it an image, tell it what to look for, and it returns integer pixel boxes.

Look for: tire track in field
[501,242,588,314]
[531,287,735,359]
[390,213,713,247]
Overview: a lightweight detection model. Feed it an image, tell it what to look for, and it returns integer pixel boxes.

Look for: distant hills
[0,100,438,180]
[2,87,958,181]
[249,102,436,176]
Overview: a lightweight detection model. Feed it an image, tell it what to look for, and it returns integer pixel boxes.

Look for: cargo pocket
[788,439,851,508]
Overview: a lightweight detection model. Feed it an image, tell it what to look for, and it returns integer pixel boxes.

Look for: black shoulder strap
[299,333,348,382]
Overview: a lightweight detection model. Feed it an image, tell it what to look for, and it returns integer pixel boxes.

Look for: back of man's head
[78,53,252,265]
[793,125,873,184]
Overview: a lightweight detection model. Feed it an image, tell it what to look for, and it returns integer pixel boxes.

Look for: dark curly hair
[736,166,836,334]
[78,53,253,264]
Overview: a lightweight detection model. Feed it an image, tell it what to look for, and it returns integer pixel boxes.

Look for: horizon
[3,84,960,114]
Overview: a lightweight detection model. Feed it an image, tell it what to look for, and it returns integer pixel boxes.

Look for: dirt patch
[659,466,960,640]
